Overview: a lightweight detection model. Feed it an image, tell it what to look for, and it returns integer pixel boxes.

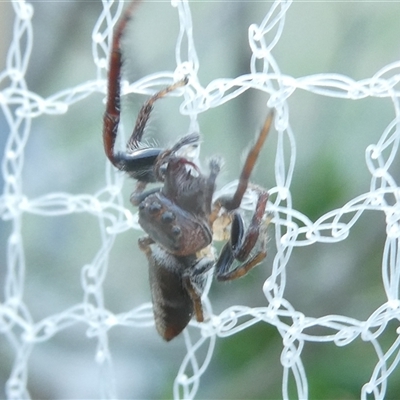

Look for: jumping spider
[103,1,273,341]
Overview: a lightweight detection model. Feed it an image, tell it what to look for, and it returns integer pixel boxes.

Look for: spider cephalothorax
[103,0,273,341]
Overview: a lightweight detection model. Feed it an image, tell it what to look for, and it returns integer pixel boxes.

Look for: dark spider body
[138,154,220,256]
[103,0,273,341]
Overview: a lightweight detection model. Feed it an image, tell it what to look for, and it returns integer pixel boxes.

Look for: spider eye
[149,202,162,214]
[171,226,181,236]
[161,211,175,223]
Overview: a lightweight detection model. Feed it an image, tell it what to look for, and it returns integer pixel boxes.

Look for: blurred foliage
[292,149,350,221]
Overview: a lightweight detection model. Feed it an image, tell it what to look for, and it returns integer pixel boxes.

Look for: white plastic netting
[1,0,400,399]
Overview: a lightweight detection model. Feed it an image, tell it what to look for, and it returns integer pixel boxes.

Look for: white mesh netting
[1,0,400,399]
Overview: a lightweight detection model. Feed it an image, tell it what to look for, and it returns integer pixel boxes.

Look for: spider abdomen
[145,245,194,341]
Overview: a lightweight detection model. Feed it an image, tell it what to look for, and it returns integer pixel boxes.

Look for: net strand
[1,0,400,399]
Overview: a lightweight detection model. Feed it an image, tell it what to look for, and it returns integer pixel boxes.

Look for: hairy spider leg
[126,78,188,152]
[215,110,274,212]
[204,158,222,215]
[103,0,188,174]
[103,0,142,167]
[210,111,273,281]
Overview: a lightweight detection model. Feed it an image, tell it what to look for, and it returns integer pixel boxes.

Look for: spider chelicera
[103,0,273,341]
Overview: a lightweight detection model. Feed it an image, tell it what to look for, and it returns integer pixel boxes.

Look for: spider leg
[106,78,188,181]
[215,189,269,282]
[204,157,222,215]
[130,182,160,206]
[103,0,142,168]
[127,77,188,151]
[154,132,200,181]
[102,0,188,181]
[216,111,273,211]
[121,78,188,182]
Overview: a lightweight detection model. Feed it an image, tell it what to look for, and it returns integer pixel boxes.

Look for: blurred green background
[1,1,400,399]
